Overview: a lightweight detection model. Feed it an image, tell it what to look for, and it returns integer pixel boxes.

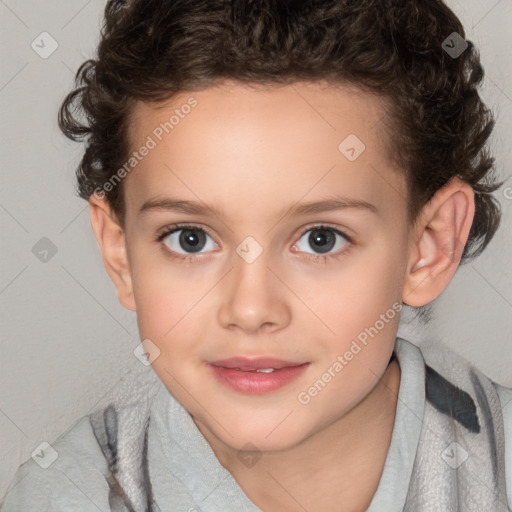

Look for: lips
[207,357,310,394]
[210,357,305,371]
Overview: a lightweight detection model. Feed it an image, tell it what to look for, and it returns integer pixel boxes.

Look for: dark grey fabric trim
[90,404,138,512]
[425,364,480,433]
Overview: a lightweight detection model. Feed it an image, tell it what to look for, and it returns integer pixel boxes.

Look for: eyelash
[155,223,353,263]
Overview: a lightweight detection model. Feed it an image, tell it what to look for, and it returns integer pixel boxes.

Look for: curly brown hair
[58,0,502,264]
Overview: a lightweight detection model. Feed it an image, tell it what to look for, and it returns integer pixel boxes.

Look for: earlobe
[89,196,136,312]
[402,177,475,307]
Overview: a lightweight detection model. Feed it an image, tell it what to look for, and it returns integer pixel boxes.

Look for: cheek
[129,246,195,338]
[350,229,409,296]
[347,258,404,309]
[315,240,407,348]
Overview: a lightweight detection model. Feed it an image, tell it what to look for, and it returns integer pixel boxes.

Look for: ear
[89,194,136,311]
[402,177,475,307]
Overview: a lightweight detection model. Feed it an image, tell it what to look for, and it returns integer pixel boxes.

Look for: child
[1,0,511,510]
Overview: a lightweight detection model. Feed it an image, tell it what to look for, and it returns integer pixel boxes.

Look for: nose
[217,249,291,335]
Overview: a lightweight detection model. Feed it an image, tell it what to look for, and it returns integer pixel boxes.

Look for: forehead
[129,79,389,145]
[124,80,406,223]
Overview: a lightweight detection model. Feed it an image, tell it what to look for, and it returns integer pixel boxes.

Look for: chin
[205,417,312,454]
[230,434,302,454]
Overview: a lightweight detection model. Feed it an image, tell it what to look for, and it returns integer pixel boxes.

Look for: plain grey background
[1,0,511,500]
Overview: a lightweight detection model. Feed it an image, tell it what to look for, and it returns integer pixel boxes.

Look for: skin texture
[89,80,475,511]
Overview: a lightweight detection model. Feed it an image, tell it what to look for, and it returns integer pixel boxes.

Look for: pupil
[310,228,334,254]
[180,229,205,253]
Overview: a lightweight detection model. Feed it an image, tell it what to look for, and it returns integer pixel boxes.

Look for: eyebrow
[139,195,378,219]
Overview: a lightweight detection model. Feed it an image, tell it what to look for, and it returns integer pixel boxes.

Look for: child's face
[118,81,413,451]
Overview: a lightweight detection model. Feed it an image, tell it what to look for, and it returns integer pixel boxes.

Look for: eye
[292,225,351,257]
[156,223,352,262]
[157,224,217,259]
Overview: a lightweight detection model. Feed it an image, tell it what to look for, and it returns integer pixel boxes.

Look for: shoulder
[493,379,512,421]
[492,380,512,510]
[417,338,512,509]
[493,379,512,411]
[0,414,110,512]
